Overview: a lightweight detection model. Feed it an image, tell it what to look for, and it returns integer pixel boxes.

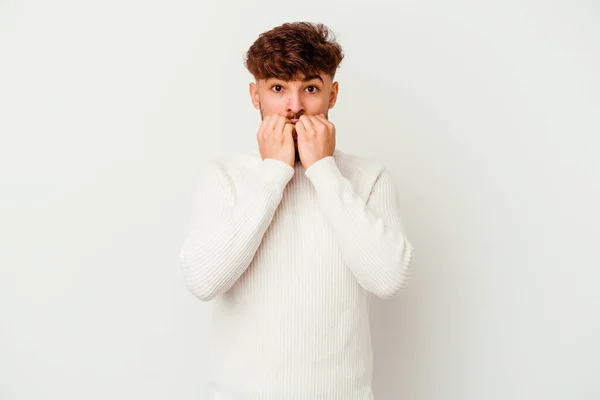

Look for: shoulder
[332,149,388,199]
[191,152,263,200]
[201,151,263,178]
[333,149,386,181]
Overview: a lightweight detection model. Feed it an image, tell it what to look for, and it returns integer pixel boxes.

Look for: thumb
[283,123,295,139]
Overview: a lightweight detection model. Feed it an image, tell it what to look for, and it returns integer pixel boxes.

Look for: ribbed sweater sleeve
[179,158,295,300]
[304,156,414,299]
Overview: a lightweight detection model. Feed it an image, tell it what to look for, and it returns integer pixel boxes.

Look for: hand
[295,114,336,170]
[257,114,296,168]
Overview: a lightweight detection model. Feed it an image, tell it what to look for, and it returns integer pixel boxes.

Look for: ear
[328,81,339,109]
[249,82,260,110]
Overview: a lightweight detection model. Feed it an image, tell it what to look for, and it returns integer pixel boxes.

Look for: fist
[295,114,336,169]
[256,114,296,168]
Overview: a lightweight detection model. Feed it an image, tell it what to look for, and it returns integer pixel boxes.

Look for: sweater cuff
[262,158,295,190]
[304,156,343,191]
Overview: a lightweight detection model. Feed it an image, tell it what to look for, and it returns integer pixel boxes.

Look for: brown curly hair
[244,22,344,81]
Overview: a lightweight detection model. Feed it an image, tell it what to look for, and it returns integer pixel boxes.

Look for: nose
[287,92,304,115]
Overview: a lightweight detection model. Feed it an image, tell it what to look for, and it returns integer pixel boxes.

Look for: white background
[1,0,599,399]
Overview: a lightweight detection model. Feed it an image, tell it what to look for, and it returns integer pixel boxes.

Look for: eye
[306,86,319,93]
[271,85,283,92]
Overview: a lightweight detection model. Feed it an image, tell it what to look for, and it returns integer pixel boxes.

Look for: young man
[180,22,414,399]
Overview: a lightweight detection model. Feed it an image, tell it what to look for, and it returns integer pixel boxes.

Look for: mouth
[290,119,299,124]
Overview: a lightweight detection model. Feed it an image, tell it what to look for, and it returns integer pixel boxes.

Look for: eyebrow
[302,75,324,84]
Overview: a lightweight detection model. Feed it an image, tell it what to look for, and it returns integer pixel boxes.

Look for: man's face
[249,72,339,147]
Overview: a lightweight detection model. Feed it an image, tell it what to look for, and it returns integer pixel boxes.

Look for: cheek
[260,97,288,114]
[306,97,329,113]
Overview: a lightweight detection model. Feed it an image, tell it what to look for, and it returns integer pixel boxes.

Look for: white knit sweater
[179,149,414,400]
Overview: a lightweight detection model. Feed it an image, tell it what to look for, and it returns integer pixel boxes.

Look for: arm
[305,156,414,299]
[179,158,294,301]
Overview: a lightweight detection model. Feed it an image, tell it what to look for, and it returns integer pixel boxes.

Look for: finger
[274,115,287,138]
[263,114,279,137]
[308,115,324,128]
[310,115,330,135]
[257,114,267,137]
[294,118,306,137]
[257,114,273,138]
[299,115,315,133]
[314,114,331,127]
[283,122,295,140]
[289,122,298,139]
[314,114,335,133]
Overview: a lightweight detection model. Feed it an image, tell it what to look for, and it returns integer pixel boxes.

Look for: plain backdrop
[1,0,599,399]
